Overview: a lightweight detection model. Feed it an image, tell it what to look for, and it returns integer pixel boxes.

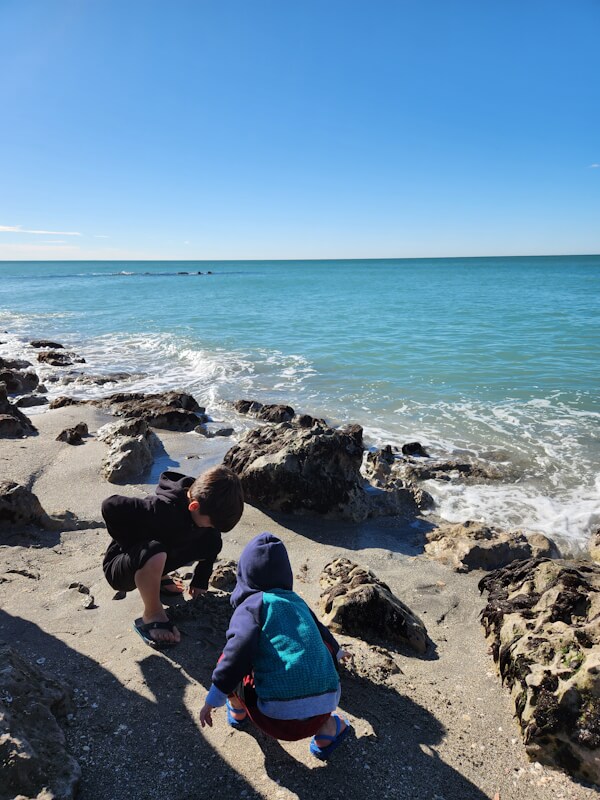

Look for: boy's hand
[199,703,215,728]
[188,586,207,599]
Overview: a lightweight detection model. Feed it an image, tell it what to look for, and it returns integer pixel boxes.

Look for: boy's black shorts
[103,540,167,592]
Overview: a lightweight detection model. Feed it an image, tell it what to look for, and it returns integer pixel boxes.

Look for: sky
[1,0,599,261]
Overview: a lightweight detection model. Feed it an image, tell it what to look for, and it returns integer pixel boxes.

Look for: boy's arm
[205,599,261,707]
[189,531,222,590]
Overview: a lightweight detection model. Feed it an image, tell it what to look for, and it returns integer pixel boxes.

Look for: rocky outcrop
[424,520,560,572]
[0,481,63,530]
[0,356,32,369]
[480,558,600,785]
[209,560,238,591]
[362,447,434,512]
[0,644,80,800]
[56,371,134,386]
[0,385,37,438]
[401,457,505,483]
[56,423,88,445]
[37,351,85,367]
[319,558,429,654]
[223,421,369,520]
[98,418,161,483]
[93,390,205,431]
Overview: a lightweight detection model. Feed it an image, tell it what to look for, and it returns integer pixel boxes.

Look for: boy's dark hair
[190,465,244,532]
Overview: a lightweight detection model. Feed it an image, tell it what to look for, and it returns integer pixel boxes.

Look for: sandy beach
[1,401,597,800]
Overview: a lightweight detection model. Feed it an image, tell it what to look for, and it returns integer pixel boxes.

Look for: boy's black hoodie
[102,471,222,588]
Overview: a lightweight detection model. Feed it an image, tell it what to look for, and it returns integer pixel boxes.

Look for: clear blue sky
[1,0,598,260]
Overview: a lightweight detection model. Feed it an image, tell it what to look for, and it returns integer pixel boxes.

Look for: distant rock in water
[30,339,65,349]
[37,350,86,367]
[402,441,430,457]
[480,558,600,785]
[233,399,295,423]
[0,644,81,800]
[319,558,429,654]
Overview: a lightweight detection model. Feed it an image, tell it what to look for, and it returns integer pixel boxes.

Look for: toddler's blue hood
[230,533,293,608]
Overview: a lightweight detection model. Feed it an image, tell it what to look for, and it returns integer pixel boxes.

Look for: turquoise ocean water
[0,256,598,550]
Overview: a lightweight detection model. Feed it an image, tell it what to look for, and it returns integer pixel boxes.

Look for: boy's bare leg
[313,713,347,748]
[135,552,181,644]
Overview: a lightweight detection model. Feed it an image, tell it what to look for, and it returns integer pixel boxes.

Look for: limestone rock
[480,558,600,785]
[97,417,162,483]
[93,390,205,431]
[424,520,560,572]
[401,457,505,483]
[0,482,62,530]
[362,447,434,512]
[223,421,369,520]
[56,423,88,445]
[209,560,238,591]
[0,644,80,800]
[0,385,37,437]
[319,558,429,654]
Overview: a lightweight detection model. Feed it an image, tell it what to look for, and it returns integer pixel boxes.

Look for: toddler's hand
[199,703,215,728]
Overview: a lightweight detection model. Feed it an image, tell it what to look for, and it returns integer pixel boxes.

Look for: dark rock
[93,390,204,431]
[319,558,429,654]
[480,558,600,784]
[402,441,430,457]
[49,396,85,409]
[0,369,39,394]
[0,481,62,530]
[234,399,264,415]
[223,421,369,520]
[30,340,64,349]
[425,520,560,572]
[233,399,295,423]
[296,413,327,428]
[37,350,86,367]
[0,644,80,800]
[195,423,235,438]
[56,423,88,445]
[15,394,49,408]
[0,385,37,437]
[209,560,238,591]
[0,356,32,369]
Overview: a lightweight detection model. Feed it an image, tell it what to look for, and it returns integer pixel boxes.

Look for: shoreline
[0,339,598,798]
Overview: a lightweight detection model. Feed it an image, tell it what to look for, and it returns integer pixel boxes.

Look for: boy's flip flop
[133,617,178,649]
[309,715,352,760]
